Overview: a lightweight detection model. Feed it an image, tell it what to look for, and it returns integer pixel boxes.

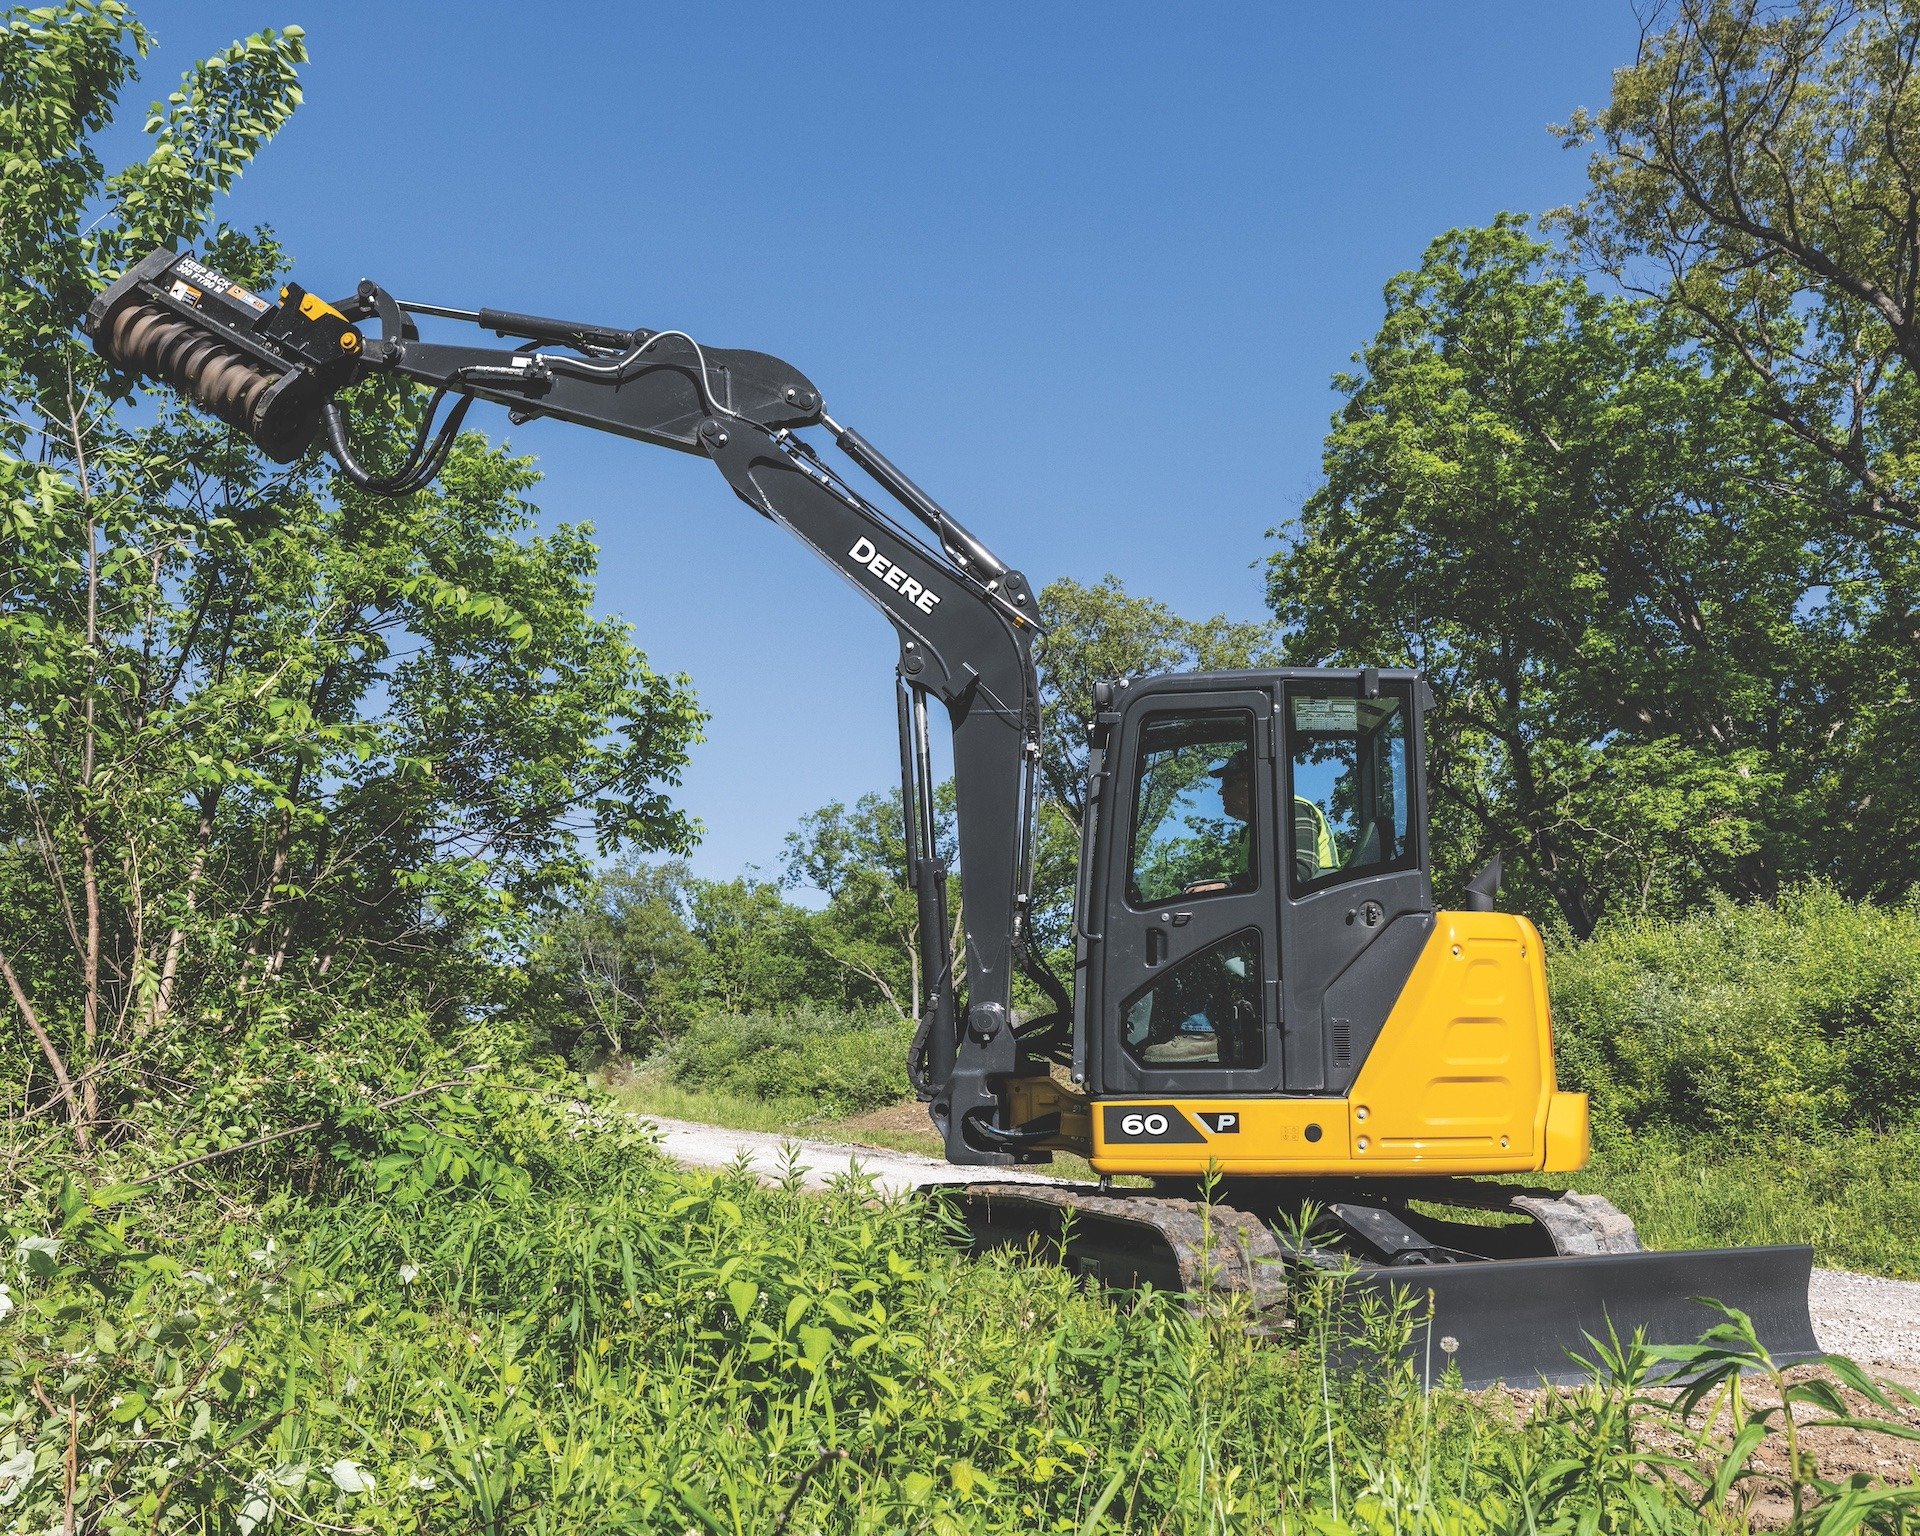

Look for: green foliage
[525,776,975,1070]
[1558,0,1920,905]
[8,1090,1915,1535]
[1270,215,1896,933]
[1578,1125,1920,1279]
[524,855,893,1069]
[1580,1306,1920,1534]
[0,1,703,1145]
[677,875,838,1018]
[785,788,953,1025]
[1548,885,1920,1141]
[781,785,1075,1018]
[666,1008,914,1117]
[524,859,710,1067]
[1561,0,1920,541]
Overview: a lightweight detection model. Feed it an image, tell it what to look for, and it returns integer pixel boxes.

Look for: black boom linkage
[87,247,1071,1164]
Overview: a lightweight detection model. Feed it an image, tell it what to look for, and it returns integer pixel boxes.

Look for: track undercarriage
[944,1179,1818,1389]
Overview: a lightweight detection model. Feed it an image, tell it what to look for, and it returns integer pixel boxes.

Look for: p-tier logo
[1123,1109,1238,1136]
[846,537,941,614]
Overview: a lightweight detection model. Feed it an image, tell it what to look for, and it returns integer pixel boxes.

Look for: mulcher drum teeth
[85,246,360,463]
[939,1181,1819,1390]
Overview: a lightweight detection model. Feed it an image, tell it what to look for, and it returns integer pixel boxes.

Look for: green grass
[10,1092,1920,1534]
[605,1074,840,1137]
[1572,1126,1920,1279]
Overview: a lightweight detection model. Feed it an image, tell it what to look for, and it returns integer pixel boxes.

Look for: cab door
[1089,685,1285,1098]
[1278,676,1434,1093]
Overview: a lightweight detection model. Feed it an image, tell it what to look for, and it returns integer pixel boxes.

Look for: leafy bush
[665,1007,914,1116]
[1548,885,1920,1142]
[10,1094,1919,1535]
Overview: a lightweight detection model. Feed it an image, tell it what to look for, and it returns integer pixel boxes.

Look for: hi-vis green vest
[1294,796,1339,878]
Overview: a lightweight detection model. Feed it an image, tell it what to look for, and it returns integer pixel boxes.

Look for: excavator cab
[1049,663,1597,1182]
[1077,668,1435,1105]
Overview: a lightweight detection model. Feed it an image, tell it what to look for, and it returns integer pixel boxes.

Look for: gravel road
[1809,1269,1920,1376]
[640,1115,1920,1378]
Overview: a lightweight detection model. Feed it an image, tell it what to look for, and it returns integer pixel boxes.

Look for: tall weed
[7,1091,1919,1533]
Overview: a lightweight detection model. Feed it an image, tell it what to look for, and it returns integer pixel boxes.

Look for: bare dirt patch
[833,1101,940,1141]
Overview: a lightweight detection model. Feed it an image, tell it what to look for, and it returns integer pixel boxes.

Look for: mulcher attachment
[86,248,365,461]
[943,1180,1818,1390]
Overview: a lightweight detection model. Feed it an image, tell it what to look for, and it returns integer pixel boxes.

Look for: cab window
[1127,711,1257,907]
[1286,687,1415,891]
[1122,928,1265,1068]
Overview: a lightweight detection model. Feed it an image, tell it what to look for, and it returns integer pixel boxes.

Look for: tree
[1269,218,1877,934]
[0,4,704,1143]
[524,858,706,1066]
[1560,0,1920,545]
[784,788,957,1022]
[1035,576,1275,821]
[682,875,841,1018]
[1559,1,1920,899]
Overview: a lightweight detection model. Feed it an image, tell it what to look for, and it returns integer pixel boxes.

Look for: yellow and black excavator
[87,245,1818,1386]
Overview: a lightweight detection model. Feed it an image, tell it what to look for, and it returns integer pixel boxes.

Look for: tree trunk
[1,945,88,1148]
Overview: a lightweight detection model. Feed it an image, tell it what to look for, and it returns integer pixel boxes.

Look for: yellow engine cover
[1090,911,1590,1178]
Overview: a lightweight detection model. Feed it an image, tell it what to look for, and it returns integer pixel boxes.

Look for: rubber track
[949,1183,1288,1311]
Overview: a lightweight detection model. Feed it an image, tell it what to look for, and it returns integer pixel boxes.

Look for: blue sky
[134,2,1640,885]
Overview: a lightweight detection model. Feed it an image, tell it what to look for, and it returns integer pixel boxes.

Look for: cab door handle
[1146,927,1167,966]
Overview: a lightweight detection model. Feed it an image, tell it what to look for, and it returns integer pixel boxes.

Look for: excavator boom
[87,245,1056,1165]
[85,244,1821,1385]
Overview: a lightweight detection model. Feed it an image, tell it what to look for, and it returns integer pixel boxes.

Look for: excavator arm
[87,246,1067,1164]
[84,245,1828,1388]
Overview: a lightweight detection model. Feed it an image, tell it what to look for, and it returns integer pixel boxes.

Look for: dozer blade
[939,1182,1818,1391]
[1328,1243,1819,1389]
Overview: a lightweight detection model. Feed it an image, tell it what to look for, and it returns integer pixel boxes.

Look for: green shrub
[1547,884,1920,1142]
[1574,1124,1920,1278]
[665,1006,914,1116]
[11,1101,1915,1534]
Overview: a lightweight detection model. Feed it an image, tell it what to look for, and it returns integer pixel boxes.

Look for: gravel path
[1809,1269,1920,1376]
[639,1114,1920,1377]
[640,1114,1061,1193]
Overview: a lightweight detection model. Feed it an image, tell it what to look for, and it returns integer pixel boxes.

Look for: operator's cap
[1209,747,1250,778]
